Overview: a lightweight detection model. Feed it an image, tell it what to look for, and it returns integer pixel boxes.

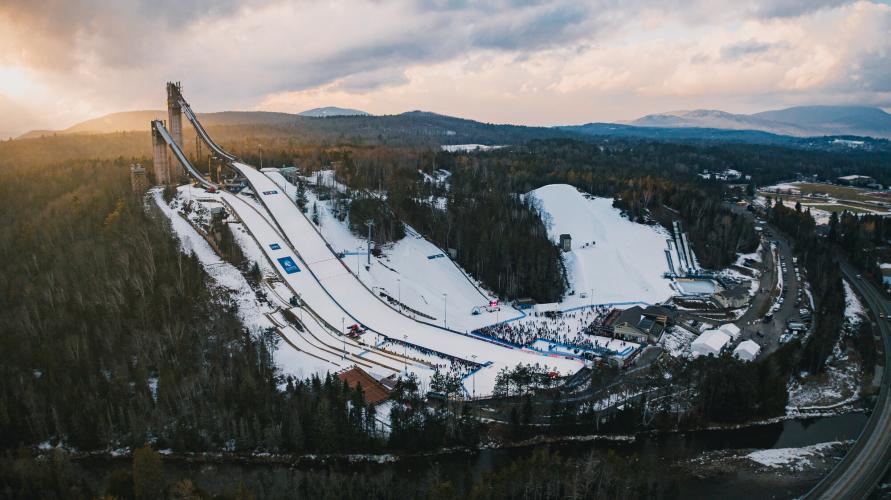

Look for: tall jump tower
[166,81,184,149]
[151,122,171,184]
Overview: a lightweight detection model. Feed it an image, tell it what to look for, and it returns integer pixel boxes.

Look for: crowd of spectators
[475,307,628,355]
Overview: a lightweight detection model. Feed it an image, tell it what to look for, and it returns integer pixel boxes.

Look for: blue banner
[277,257,300,274]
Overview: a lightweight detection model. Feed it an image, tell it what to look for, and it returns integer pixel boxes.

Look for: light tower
[166,82,184,149]
[365,219,374,267]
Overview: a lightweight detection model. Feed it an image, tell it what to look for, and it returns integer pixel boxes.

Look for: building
[210,206,227,222]
[129,163,148,193]
[279,165,301,184]
[611,305,669,343]
[713,287,749,309]
[559,234,572,252]
[717,323,741,340]
[733,340,761,362]
[514,297,536,310]
[336,366,392,405]
[837,174,874,186]
[691,330,731,357]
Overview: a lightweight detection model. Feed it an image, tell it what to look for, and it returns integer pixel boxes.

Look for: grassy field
[804,203,872,214]
[794,182,888,203]
[759,181,891,216]
[757,191,889,215]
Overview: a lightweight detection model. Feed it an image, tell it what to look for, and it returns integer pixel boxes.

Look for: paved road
[724,202,803,354]
[806,262,891,499]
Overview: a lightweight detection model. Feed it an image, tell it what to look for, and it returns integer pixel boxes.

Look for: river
[73,413,869,498]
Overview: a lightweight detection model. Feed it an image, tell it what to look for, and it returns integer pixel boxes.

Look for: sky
[0,0,890,138]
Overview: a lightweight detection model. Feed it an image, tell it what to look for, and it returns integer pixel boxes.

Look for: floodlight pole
[365,220,374,267]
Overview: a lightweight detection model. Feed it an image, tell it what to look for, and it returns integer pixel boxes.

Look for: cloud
[719,40,789,61]
[0,0,889,134]
[751,0,851,18]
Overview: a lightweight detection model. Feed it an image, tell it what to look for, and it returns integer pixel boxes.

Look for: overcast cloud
[0,0,889,136]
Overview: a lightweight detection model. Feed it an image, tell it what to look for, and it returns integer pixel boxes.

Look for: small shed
[559,234,572,252]
[514,298,536,310]
[279,165,301,184]
[733,340,761,362]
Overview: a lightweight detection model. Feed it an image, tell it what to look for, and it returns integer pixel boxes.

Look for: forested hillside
[0,160,380,453]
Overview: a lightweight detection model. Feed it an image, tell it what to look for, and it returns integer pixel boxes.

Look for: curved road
[806,262,891,499]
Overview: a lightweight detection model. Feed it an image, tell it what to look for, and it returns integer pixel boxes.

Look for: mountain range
[297,106,369,117]
[14,105,891,143]
[627,106,891,138]
[17,107,372,139]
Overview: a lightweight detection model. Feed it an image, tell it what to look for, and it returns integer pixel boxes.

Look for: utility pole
[258,144,263,169]
[443,293,448,328]
[365,220,374,267]
[470,354,478,399]
[403,334,408,373]
[341,317,345,360]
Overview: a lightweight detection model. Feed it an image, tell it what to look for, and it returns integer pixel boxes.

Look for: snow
[735,249,762,265]
[440,144,505,152]
[691,330,731,357]
[746,441,843,472]
[265,169,519,333]
[733,340,761,361]
[225,164,584,396]
[660,327,696,358]
[762,182,802,193]
[152,188,335,381]
[528,184,676,307]
[152,188,273,335]
[843,279,864,321]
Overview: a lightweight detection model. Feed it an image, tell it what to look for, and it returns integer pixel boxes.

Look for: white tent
[733,340,761,362]
[691,330,731,358]
[718,323,741,340]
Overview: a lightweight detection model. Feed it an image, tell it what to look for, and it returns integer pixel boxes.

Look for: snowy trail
[227,163,584,395]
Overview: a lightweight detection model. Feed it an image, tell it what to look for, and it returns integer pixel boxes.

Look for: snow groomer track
[154,83,583,396]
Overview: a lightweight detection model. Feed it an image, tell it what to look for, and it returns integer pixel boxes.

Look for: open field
[758,182,891,218]
[794,182,889,203]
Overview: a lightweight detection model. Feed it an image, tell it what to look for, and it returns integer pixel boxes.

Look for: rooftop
[337,366,392,405]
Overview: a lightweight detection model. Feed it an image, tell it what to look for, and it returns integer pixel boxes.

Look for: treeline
[297,139,760,298]
[390,172,566,302]
[387,374,481,452]
[1,445,683,500]
[0,160,380,454]
[686,346,796,423]
[828,210,891,283]
[313,147,567,301]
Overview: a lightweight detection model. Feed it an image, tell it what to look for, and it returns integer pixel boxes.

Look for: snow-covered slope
[529,184,675,307]
[266,169,519,332]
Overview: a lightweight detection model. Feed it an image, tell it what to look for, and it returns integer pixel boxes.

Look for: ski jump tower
[151,122,171,184]
[150,82,186,184]
[166,81,184,149]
